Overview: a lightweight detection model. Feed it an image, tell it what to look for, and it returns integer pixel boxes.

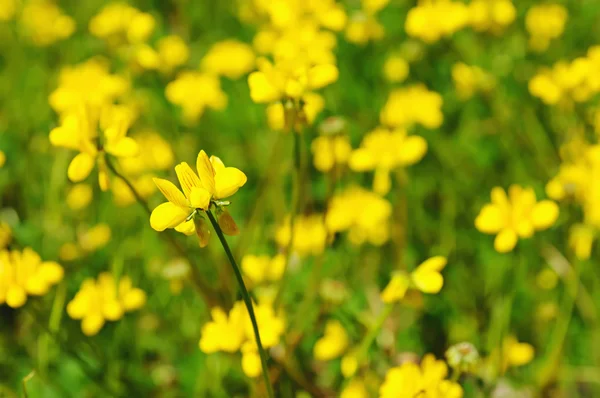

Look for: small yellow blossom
[326,186,392,245]
[165,72,227,123]
[201,40,256,79]
[502,336,534,369]
[405,1,469,43]
[475,185,559,253]
[345,0,388,44]
[379,354,463,398]
[67,184,93,211]
[341,379,368,398]
[311,134,352,172]
[452,63,495,100]
[0,247,64,308]
[20,0,75,46]
[150,150,247,241]
[78,223,111,252]
[468,0,516,34]
[157,35,190,73]
[241,254,286,286]
[349,127,427,195]
[381,256,448,303]
[536,268,558,290]
[67,272,146,336]
[275,214,327,257]
[380,85,443,129]
[89,3,154,44]
[383,55,409,83]
[313,319,349,361]
[526,4,568,52]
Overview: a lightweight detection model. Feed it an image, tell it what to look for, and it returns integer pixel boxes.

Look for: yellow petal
[175,219,196,236]
[150,202,189,231]
[373,167,391,195]
[416,256,447,272]
[241,349,262,378]
[475,204,505,234]
[397,135,427,165]
[105,137,139,158]
[412,269,444,294]
[123,288,146,310]
[516,221,534,238]
[248,71,281,103]
[102,300,124,321]
[175,162,201,198]
[380,273,410,303]
[39,261,64,284]
[196,150,216,194]
[215,167,247,199]
[6,285,27,308]
[507,342,534,367]
[190,186,211,209]
[67,153,95,182]
[531,200,559,230]
[348,148,376,171]
[308,64,339,90]
[494,229,518,253]
[82,314,105,336]
[153,178,188,208]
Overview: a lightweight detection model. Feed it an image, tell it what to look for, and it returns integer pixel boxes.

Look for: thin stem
[105,156,220,306]
[355,303,394,363]
[206,209,275,398]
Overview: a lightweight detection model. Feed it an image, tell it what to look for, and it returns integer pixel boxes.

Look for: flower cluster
[275,214,328,257]
[345,0,389,45]
[67,272,146,336]
[313,319,349,361]
[241,254,286,286]
[311,133,352,173]
[0,248,63,308]
[525,4,568,52]
[199,300,285,378]
[380,85,444,129]
[20,0,75,46]
[452,63,495,100]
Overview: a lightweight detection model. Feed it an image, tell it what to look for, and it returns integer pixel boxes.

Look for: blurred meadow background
[1,0,600,396]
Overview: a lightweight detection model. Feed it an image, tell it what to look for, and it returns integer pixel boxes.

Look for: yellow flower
[157,35,190,73]
[241,254,286,286]
[381,256,448,303]
[67,184,93,211]
[326,186,391,245]
[201,40,256,79]
[67,272,146,336]
[526,4,568,52]
[49,104,139,190]
[569,223,595,260]
[165,72,227,123]
[275,214,327,257]
[475,185,559,253]
[20,0,75,47]
[383,55,409,83]
[349,127,427,195]
[341,380,368,398]
[379,354,463,398]
[452,63,495,100]
[0,248,63,308]
[313,320,349,361]
[311,134,352,172]
[468,0,516,34]
[0,0,16,21]
[380,85,443,129]
[150,150,247,239]
[503,336,534,369]
[266,92,325,131]
[78,223,112,252]
[89,3,154,44]
[405,1,469,43]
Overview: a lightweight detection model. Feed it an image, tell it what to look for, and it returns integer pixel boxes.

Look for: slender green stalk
[206,210,275,398]
[355,303,394,363]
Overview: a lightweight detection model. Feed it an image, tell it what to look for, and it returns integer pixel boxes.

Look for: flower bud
[194,217,211,248]
[445,342,479,374]
[218,209,239,236]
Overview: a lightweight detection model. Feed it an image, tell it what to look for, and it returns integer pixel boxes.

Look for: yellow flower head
[241,254,286,286]
[150,150,247,240]
[468,0,516,34]
[67,272,146,336]
[0,0,16,21]
[405,1,469,43]
[275,213,327,257]
[0,248,63,308]
[475,185,559,253]
[157,35,190,73]
[326,186,392,245]
[502,336,534,369]
[89,3,154,44]
[165,71,227,123]
[526,4,568,52]
[20,0,75,47]
[383,55,409,83]
[311,134,352,172]
[380,85,443,129]
[379,354,463,398]
[569,223,596,260]
[201,40,256,79]
[313,319,349,361]
[78,223,112,252]
[381,256,448,303]
[349,127,427,195]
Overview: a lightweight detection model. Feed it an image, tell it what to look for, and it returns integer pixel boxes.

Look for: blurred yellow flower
[326,186,391,245]
[150,150,247,240]
[383,55,409,83]
[526,4,568,52]
[313,319,349,361]
[452,63,495,100]
[201,40,256,79]
[380,85,443,129]
[161,258,190,295]
[349,127,427,195]
[341,379,368,398]
[468,0,516,34]
[381,256,448,303]
[275,214,327,257]
[311,134,352,172]
[241,254,286,286]
[345,0,388,44]
[379,354,463,398]
[78,223,111,252]
[267,92,325,131]
[569,223,595,260]
[502,336,534,369]
[475,185,559,253]
[21,0,75,46]
[405,1,469,43]
[0,0,16,21]
[89,3,154,44]
[157,35,190,73]
[0,247,64,308]
[165,72,227,123]
[66,184,93,211]
[67,272,146,336]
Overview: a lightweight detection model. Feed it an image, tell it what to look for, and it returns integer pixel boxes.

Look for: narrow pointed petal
[175,162,201,198]
[153,178,188,208]
[196,150,216,194]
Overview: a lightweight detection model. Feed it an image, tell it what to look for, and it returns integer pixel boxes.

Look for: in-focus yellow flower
[20,0,75,46]
[241,254,285,286]
[150,150,247,242]
[526,4,567,52]
[275,214,327,257]
[313,319,349,361]
[326,186,391,245]
[0,248,64,308]
[380,85,443,129]
[166,72,227,123]
[379,354,463,398]
[67,272,146,336]
[475,185,559,253]
[381,256,448,303]
[201,40,256,79]
[383,55,409,83]
[349,127,427,195]
[311,134,352,172]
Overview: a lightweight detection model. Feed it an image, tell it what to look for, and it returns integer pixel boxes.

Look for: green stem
[355,303,394,365]
[206,210,275,398]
